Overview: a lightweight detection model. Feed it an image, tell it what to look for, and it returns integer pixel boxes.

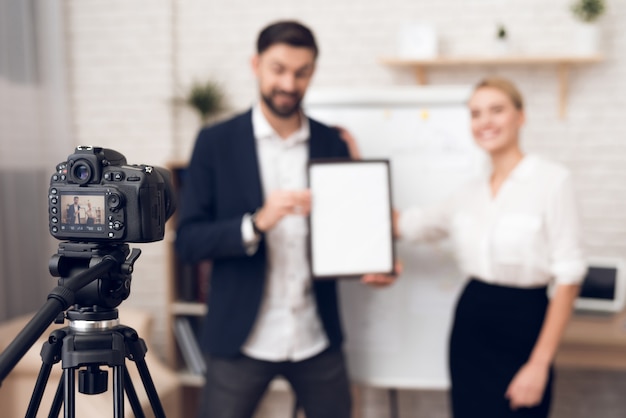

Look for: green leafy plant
[185,80,225,124]
[571,0,606,23]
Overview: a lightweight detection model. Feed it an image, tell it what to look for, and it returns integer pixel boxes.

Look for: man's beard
[261,89,302,119]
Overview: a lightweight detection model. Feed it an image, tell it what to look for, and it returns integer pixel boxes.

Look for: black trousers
[449,279,553,418]
[196,347,352,418]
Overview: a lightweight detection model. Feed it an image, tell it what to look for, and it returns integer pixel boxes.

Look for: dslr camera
[48,146,175,243]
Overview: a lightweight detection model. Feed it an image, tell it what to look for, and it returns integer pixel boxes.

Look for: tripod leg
[47,377,64,418]
[26,362,54,417]
[123,366,146,418]
[64,368,75,418]
[26,329,66,418]
[122,327,166,418]
[113,364,125,418]
[133,358,166,418]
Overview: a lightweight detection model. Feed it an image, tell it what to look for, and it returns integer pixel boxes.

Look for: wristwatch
[251,209,264,236]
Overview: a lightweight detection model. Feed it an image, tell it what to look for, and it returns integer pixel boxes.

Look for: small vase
[574,22,601,55]
[493,38,510,56]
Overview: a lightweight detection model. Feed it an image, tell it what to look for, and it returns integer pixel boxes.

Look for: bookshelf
[165,162,208,416]
[380,54,604,118]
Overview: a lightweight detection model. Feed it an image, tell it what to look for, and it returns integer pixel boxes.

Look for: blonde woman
[396,77,586,417]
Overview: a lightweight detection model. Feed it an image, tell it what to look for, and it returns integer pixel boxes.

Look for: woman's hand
[335,126,361,160]
[392,209,401,239]
[505,361,549,410]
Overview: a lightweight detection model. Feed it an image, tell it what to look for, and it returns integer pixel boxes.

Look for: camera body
[48,146,174,243]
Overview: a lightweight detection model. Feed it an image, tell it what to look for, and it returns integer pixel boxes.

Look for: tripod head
[45,242,143,397]
[0,241,141,385]
[50,242,141,310]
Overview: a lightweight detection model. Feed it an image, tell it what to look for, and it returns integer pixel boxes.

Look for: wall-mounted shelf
[380,55,604,118]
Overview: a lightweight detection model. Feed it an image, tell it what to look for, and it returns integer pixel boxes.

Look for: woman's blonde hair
[473,77,524,111]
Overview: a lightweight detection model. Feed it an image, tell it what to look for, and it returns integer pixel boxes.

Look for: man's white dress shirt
[399,155,586,287]
[240,105,329,362]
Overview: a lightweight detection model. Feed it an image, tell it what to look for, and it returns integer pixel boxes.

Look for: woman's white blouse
[399,155,586,287]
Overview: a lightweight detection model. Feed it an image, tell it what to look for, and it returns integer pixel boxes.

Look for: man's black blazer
[67,204,80,224]
[175,109,350,357]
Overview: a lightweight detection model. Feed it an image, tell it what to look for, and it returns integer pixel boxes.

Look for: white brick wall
[65,0,626,414]
[66,0,175,357]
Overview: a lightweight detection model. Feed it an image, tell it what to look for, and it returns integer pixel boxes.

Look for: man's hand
[361,261,403,288]
[254,190,311,232]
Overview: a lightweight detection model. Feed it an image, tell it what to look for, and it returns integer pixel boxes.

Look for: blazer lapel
[308,119,328,160]
[232,110,264,209]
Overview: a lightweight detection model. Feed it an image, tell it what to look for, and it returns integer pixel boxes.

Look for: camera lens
[71,161,93,185]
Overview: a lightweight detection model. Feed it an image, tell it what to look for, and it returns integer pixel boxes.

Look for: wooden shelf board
[178,371,205,387]
[556,309,626,370]
[380,54,604,66]
[171,301,207,316]
[380,54,605,119]
[561,309,626,347]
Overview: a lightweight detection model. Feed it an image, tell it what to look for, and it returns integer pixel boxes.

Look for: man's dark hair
[257,20,318,58]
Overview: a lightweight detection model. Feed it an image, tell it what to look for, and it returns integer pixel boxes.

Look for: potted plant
[570,0,606,54]
[172,79,226,160]
[571,0,605,23]
[185,79,225,125]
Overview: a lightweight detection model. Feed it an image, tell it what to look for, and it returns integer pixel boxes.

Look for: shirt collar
[508,154,536,180]
[252,103,309,144]
[481,154,536,182]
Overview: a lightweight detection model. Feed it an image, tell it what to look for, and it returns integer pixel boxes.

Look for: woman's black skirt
[449,278,554,418]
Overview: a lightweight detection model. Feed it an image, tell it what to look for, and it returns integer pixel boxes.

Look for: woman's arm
[505,283,580,409]
[528,284,581,367]
[507,170,586,409]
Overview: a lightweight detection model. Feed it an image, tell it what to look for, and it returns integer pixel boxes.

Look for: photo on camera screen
[60,193,106,233]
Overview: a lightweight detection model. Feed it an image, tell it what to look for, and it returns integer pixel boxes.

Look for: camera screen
[59,192,106,234]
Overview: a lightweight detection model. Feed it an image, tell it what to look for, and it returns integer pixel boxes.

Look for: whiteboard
[305,86,485,389]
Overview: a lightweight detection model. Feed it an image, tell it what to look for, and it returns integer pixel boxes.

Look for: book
[196,260,212,304]
[173,317,206,375]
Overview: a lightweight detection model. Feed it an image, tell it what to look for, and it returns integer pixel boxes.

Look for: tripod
[0,242,166,418]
